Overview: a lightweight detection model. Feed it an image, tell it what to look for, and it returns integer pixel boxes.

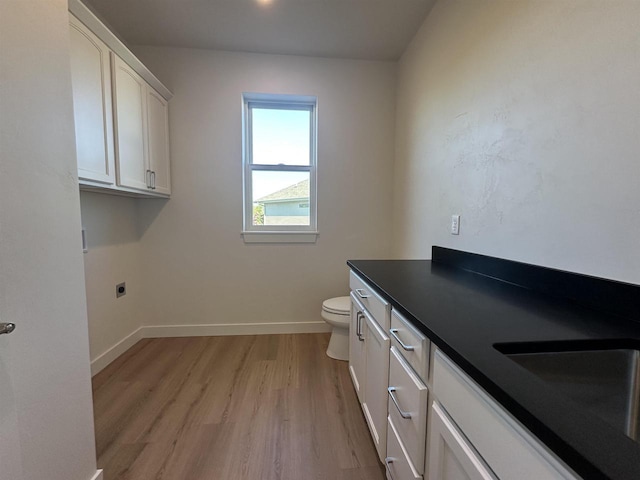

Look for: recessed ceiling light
[256,0,273,6]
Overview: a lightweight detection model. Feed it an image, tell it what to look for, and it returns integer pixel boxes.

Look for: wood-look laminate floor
[92,334,386,480]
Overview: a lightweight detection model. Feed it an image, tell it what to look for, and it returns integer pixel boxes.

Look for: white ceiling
[83,0,436,61]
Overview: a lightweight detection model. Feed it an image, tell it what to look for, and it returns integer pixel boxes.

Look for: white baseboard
[90,327,143,376]
[142,321,331,338]
[91,321,331,376]
[89,470,103,480]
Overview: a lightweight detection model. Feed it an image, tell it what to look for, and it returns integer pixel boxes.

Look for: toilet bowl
[321,296,351,361]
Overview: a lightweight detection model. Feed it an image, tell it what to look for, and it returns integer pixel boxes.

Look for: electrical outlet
[116,282,126,298]
[451,215,460,235]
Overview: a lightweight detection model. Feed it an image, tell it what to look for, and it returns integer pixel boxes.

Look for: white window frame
[241,93,318,243]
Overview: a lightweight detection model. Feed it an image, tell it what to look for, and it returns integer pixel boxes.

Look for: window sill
[241,231,319,244]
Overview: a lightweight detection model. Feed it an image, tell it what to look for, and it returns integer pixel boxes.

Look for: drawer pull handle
[355,288,370,299]
[390,328,415,351]
[388,387,412,419]
[384,457,396,479]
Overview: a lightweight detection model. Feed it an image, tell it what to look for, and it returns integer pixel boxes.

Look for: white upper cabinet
[146,88,171,195]
[112,54,149,192]
[112,55,172,195]
[69,15,115,185]
[68,0,172,197]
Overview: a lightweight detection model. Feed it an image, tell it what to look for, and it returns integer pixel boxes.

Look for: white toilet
[321,296,351,361]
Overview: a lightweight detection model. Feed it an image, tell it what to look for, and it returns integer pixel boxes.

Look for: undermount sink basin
[495,341,640,444]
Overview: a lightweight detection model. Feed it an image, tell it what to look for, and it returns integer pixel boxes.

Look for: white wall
[132,47,396,331]
[0,0,98,479]
[393,0,640,284]
[80,192,143,370]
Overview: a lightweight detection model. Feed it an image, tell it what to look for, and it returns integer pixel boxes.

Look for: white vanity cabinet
[388,347,428,473]
[390,309,430,380]
[363,312,390,460]
[430,349,580,480]
[382,311,578,480]
[385,308,430,480]
[350,271,390,330]
[69,15,116,185]
[346,266,585,480]
[348,271,391,462]
[349,293,367,403]
[387,417,423,480]
[428,401,497,480]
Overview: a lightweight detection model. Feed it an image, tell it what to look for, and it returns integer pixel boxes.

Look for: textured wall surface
[393,0,640,283]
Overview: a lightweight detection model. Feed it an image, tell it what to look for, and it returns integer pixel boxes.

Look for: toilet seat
[322,296,350,316]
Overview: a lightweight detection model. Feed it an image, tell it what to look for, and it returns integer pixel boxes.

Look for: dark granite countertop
[347,250,640,480]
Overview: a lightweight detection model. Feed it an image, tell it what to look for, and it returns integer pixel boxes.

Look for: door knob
[0,323,16,335]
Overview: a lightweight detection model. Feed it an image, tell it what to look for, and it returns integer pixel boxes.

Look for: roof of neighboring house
[256,179,309,203]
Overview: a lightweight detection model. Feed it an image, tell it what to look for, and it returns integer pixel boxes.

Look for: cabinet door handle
[355,288,370,299]
[388,387,412,419]
[0,323,16,335]
[390,328,415,351]
[384,457,396,480]
[151,171,156,189]
[356,312,365,341]
[146,169,152,188]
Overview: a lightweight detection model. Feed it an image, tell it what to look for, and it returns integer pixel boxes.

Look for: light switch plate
[451,215,460,235]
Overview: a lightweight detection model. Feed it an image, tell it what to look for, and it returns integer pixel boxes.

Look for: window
[242,93,317,243]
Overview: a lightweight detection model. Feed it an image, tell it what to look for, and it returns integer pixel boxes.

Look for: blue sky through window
[251,107,311,199]
[252,108,310,166]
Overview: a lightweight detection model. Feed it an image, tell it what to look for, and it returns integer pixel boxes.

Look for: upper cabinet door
[112,54,149,191]
[69,15,115,185]
[146,88,171,195]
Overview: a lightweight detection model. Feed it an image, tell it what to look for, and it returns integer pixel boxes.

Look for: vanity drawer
[390,309,429,380]
[350,271,390,330]
[388,346,429,474]
[386,417,422,480]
